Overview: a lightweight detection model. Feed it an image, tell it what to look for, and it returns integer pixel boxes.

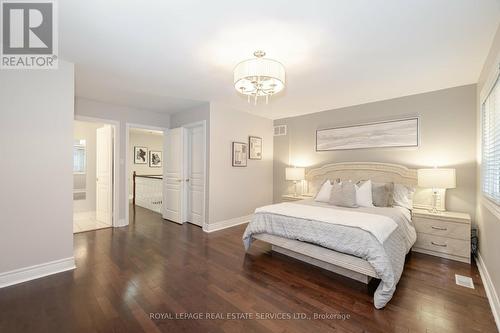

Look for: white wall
[208,103,274,224]
[73,121,105,213]
[476,23,500,325]
[129,131,164,196]
[75,98,170,225]
[0,61,75,274]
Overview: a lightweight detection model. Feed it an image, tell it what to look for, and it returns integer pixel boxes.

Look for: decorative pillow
[392,183,415,210]
[355,179,374,207]
[372,182,394,207]
[315,180,333,203]
[329,181,358,208]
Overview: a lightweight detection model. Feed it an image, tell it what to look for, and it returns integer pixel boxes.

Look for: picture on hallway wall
[316,117,419,151]
[249,136,262,160]
[232,142,247,167]
[134,146,148,164]
[149,151,163,167]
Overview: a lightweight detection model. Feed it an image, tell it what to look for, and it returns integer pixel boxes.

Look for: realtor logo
[1,0,57,69]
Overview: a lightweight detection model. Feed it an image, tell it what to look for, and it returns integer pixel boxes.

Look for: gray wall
[209,103,274,224]
[476,23,500,318]
[274,84,477,219]
[0,62,75,273]
[170,103,211,223]
[75,98,171,224]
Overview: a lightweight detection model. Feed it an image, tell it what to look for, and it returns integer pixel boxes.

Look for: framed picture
[134,146,148,164]
[249,136,262,160]
[149,151,162,167]
[232,142,247,167]
[316,117,419,151]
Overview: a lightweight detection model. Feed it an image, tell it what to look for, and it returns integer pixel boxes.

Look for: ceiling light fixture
[233,50,285,105]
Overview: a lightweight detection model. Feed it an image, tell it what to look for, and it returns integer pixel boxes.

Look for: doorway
[126,124,166,224]
[163,121,206,227]
[73,120,115,233]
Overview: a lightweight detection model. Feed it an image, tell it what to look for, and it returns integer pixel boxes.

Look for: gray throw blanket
[242,200,416,309]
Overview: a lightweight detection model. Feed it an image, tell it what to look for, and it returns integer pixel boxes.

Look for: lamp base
[428,207,442,214]
[427,190,443,214]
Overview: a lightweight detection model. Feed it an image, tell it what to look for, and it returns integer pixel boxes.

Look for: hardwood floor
[0,206,497,333]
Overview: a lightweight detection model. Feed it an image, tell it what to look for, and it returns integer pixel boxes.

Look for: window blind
[482,74,500,204]
[73,145,86,173]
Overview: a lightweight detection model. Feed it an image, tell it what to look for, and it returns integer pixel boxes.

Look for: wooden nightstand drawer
[413,217,469,240]
[412,209,471,263]
[414,233,470,258]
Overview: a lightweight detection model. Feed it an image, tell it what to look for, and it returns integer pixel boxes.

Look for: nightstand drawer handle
[431,226,447,231]
[431,241,447,247]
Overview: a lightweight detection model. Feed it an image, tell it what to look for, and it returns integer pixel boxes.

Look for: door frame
[74,115,120,228]
[182,120,207,230]
[125,122,167,226]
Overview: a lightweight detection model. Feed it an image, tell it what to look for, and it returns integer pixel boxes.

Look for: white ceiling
[60,0,500,119]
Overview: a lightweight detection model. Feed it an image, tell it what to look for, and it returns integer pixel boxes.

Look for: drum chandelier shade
[233,50,286,104]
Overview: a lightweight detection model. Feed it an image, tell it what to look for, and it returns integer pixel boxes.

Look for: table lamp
[285,167,305,197]
[417,168,456,213]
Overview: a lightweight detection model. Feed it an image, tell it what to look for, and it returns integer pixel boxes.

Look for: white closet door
[186,125,205,226]
[163,127,185,223]
[96,125,113,225]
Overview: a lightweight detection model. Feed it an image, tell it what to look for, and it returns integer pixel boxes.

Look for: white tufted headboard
[306,162,417,194]
[304,162,443,210]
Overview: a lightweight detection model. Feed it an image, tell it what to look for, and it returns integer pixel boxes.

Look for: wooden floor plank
[0,205,497,333]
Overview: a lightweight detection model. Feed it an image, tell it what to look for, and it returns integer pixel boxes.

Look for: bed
[242,162,418,309]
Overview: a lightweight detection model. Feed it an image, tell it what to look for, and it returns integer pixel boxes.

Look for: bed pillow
[372,181,394,207]
[329,181,358,208]
[392,183,415,210]
[314,180,333,203]
[355,179,374,207]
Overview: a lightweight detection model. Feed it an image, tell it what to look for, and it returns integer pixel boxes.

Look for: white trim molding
[476,252,500,331]
[203,214,252,233]
[481,196,500,220]
[0,257,76,289]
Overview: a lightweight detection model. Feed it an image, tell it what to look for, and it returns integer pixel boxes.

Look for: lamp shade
[285,167,305,181]
[417,168,456,189]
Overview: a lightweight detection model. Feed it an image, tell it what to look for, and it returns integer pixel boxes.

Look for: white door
[163,127,185,223]
[96,125,113,225]
[186,125,205,226]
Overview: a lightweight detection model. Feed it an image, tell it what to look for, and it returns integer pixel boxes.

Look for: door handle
[431,241,447,247]
[431,226,447,231]
[185,179,190,182]
[176,179,182,182]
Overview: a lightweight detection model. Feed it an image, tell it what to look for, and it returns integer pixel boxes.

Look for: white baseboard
[0,257,76,289]
[476,252,500,331]
[203,214,252,233]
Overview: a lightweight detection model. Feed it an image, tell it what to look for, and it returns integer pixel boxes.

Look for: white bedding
[243,199,416,308]
[255,202,397,243]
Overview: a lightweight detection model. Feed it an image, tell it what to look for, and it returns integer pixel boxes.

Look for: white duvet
[255,202,397,243]
[243,200,416,309]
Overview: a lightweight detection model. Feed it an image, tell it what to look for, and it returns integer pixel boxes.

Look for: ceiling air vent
[274,125,287,136]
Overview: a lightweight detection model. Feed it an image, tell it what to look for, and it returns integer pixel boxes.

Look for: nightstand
[281,194,313,202]
[412,209,471,264]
